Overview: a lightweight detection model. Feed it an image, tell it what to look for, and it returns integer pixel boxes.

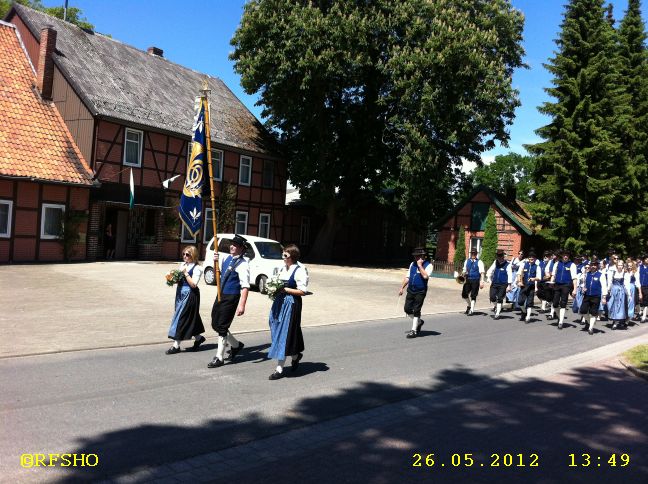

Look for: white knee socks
[526,307,532,320]
[411,317,419,332]
[642,307,648,321]
[470,300,475,313]
[216,335,227,360]
[558,308,566,325]
[173,340,180,349]
[227,331,240,349]
[276,359,285,373]
[589,316,596,332]
[495,303,502,317]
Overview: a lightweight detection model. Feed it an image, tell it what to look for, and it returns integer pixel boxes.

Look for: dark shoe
[612,322,618,330]
[406,330,417,339]
[207,358,224,368]
[465,306,470,315]
[588,328,594,335]
[269,371,284,380]
[558,323,563,330]
[229,342,245,361]
[291,353,303,372]
[416,319,425,334]
[519,313,526,322]
[186,335,205,352]
[166,346,181,355]
[494,314,501,320]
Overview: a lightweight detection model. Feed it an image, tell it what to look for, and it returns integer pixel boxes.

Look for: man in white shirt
[462,249,485,316]
[486,249,512,320]
[208,234,250,368]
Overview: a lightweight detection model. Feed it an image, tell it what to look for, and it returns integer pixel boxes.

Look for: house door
[115,210,129,259]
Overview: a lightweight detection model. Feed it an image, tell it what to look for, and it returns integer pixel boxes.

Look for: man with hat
[461,249,485,316]
[486,249,513,320]
[399,247,433,338]
[639,254,648,323]
[550,249,578,329]
[579,259,608,335]
[516,251,542,322]
[208,234,250,368]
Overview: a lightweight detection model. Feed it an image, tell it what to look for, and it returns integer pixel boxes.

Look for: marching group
[399,246,648,338]
[458,248,648,335]
[164,235,309,381]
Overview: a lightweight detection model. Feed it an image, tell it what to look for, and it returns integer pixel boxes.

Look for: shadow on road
[59,364,648,483]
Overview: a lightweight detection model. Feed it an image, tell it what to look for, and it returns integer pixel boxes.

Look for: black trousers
[518,283,536,309]
[580,294,601,316]
[489,283,507,303]
[404,290,427,317]
[211,294,240,337]
[462,279,480,300]
[641,286,648,308]
[540,282,554,302]
[552,283,571,309]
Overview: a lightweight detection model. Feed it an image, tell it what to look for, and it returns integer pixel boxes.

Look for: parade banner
[179,98,206,237]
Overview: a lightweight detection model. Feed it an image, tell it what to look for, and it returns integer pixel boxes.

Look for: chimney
[147,46,163,57]
[37,26,57,100]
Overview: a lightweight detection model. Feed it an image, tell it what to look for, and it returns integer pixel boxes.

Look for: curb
[619,358,648,382]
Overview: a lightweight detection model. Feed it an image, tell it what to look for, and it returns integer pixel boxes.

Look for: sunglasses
[282,253,289,259]
[182,252,191,257]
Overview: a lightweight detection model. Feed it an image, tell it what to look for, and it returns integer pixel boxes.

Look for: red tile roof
[0,21,93,186]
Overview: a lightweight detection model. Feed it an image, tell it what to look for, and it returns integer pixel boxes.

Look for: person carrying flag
[207,235,249,368]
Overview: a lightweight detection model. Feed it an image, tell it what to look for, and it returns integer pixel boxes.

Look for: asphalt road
[2,311,647,482]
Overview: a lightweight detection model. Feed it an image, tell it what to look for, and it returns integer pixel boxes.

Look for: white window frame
[469,237,483,257]
[300,216,310,245]
[40,203,65,239]
[258,213,270,239]
[235,210,248,235]
[239,155,252,186]
[181,223,197,243]
[0,200,13,238]
[211,149,224,181]
[123,127,143,167]
[203,208,219,243]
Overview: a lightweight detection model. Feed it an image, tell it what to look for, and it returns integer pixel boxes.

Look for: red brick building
[6,4,286,261]
[0,20,94,263]
[435,186,535,263]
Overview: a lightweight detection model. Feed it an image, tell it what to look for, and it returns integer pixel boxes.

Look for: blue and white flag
[179,98,206,237]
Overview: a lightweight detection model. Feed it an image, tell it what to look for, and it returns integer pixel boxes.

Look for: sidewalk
[0,262,472,358]
[95,334,648,484]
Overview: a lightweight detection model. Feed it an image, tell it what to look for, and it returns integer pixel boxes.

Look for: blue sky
[45,0,647,166]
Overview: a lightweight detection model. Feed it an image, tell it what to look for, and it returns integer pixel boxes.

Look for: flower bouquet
[165,269,185,286]
[265,276,286,301]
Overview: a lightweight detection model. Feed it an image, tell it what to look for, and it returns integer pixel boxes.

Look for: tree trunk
[307,203,338,263]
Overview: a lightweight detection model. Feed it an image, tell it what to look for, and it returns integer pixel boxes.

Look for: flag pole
[201,79,221,302]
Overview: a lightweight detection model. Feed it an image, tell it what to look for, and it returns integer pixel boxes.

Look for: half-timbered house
[6,4,286,261]
[0,20,94,263]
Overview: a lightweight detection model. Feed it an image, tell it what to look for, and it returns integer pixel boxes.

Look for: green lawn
[623,345,648,371]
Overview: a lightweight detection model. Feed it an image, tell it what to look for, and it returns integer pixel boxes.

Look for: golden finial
[201,77,211,97]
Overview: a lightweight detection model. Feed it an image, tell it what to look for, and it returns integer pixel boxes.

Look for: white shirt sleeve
[405,262,414,279]
[478,260,485,274]
[507,264,513,284]
[486,261,496,279]
[424,262,433,276]
[569,264,578,281]
[235,258,251,289]
[190,264,203,285]
[294,264,309,292]
[600,273,608,296]
[462,260,468,274]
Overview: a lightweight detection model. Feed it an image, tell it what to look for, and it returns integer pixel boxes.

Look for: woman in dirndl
[166,246,205,354]
[626,260,640,325]
[608,260,630,330]
[268,244,309,380]
[572,258,586,321]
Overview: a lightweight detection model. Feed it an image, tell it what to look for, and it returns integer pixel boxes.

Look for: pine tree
[528,0,632,254]
[618,0,648,253]
[454,225,466,270]
[481,208,498,269]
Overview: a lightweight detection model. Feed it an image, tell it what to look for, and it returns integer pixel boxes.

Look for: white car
[203,234,284,293]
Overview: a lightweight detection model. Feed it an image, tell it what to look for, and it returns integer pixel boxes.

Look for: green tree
[1,0,94,30]
[481,208,498,269]
[618,0,648,253]
[453,225,466,270]
[231,0,524,261]
[471,153,534,201]
[527,0,631,254]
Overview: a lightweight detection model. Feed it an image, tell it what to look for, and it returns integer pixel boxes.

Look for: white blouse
[277,263,309,292]
[179,262,203,285]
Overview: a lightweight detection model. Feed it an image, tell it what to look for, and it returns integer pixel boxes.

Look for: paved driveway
[1,262,467,357]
